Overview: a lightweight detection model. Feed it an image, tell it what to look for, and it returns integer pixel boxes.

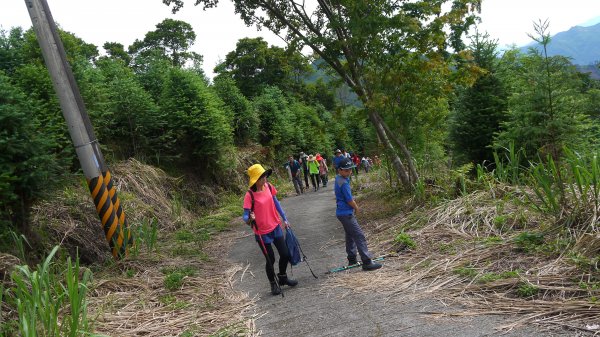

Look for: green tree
[8,28,102,169]
[0,27,26,76]
[214,37,311,97]
[252,86,295,157]
[129,18,202,68]
[160,67,234,176]
[212,75,259,145]
[102,42,131,65]
[449,32,508,166]
[95,58,171,161]
[495,20,595,161]
[0,71,59,230]
[165,0,481,189]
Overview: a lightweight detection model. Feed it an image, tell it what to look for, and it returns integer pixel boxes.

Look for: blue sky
[2,0,600,77]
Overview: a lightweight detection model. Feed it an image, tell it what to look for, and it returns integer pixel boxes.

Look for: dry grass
[326,179,600,334]
[27,158,259,336]
[88,240,256,336]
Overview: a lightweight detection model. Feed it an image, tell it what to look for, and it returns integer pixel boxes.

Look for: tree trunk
[380,120,419,184]
[366,109,412,188]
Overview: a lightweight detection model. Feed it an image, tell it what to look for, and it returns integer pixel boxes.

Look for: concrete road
[228,184,574,337]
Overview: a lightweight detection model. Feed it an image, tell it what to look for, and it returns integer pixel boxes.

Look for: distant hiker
[334,158,382,271]
[299,152,310,189]
[316,153,329,187]
[243,164,298,295]
[287,155,303,195]
[373,155,381,166]
[351,152,361,176]
[307,154,321,191]
[332,149,344,173]
[361,156,370,173]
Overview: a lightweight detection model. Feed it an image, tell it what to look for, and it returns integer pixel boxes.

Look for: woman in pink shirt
[243,164,298,295]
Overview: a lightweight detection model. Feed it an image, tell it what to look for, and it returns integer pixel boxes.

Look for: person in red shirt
[243,164,298,295]
[351,152,361,176]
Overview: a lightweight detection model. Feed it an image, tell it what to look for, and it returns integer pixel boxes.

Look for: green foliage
[132,217,159,255]
[514,232,545,252]
[0,71,60,228]
[252,86,296,158]
[160,67,235,177]
[102,42,131,65]
[95,58,171,162]
[492,142,525,184]
[564,149,600,216]
[528,155,564,215]
[129,19,202,69]
[450,32,508,165]
[212,75,259,145]
[453,266,478,278]
[516,282,539,298]
[477,270,520,284]
[393,232,416,250]
[162,266,196,291]
[214,37,311,98]
[495,20,596,162]
[163,272,184,291]
[8,246,92,337]
[10,230,30,263]
[482,235,504,246]
[525,148,600,230]
[0,27,27,76]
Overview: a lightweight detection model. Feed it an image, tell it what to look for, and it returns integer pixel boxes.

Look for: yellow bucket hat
[247,164,272,188]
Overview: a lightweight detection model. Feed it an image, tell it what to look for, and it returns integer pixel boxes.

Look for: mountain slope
[521,22,600,65]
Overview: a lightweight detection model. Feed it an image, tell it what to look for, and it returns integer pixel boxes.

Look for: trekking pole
[326,254,393,274]
[253,222,284,298]
[288,225,318,279]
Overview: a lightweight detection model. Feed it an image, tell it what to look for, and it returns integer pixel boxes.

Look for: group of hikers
[243,149,382,296]
[285,149,379,196]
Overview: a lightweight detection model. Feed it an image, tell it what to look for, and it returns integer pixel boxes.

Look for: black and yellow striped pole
[25,0,132,258]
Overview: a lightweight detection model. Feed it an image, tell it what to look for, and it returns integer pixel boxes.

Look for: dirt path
[227,184,570,336]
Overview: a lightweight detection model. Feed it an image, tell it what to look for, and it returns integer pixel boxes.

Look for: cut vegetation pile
[328,177,600,334]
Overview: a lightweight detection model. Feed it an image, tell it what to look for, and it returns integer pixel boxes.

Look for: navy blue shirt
[288,160,301,176]
[333,155,344,169]
[334,175,354,216]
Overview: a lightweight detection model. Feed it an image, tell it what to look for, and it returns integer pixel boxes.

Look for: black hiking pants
[303,169,310,188]
[257,235,289,282]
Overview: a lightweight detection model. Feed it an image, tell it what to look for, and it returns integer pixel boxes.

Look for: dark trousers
[320,173,328,187]
[310,173,320,190]
[292,174,303,194]
[303,169,310,188]
[257,235,289,282]
[337,214,372,262]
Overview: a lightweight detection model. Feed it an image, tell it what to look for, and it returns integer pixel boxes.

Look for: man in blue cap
[332,149,344,173]
[334,157,382,271]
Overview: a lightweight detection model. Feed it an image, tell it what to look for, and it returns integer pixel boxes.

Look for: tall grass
[129,216,159,257]
[9,230,30,263]
[493,142,524,184]
[484,145,600,230]
[9,246,92,337]
[523,148,600,229]
[528,156,563,215]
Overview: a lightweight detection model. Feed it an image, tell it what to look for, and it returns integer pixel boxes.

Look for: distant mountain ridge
[520,22,600,65]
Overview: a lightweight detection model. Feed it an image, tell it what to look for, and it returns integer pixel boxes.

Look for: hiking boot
[361,259,382,271]
[278,273,298,287]
[347,255,358,266]
[270,281,281,295]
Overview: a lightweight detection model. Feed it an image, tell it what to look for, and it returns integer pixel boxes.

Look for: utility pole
[25,0,132,258]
